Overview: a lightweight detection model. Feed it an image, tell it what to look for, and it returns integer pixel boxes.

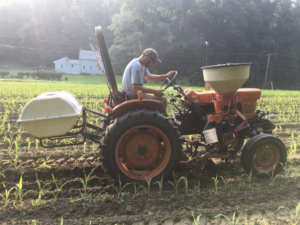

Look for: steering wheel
[159,71,178,90]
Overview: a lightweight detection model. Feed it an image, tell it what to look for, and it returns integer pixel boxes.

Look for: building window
[71,64,74,68]
[90,66,92,70]
[83,65,85,69]
[61,64,63,68]
[56,64,59,68]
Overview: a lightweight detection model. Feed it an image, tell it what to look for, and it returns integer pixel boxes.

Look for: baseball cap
[142,48,162,63]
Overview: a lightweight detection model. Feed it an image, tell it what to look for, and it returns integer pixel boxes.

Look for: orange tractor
[94,27,286,184]
[18,26,287,184]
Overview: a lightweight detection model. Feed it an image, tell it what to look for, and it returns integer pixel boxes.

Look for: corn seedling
[275,202,300,225]
[260,213,267,225]
[188,181,201,198]
[244,214,254,225]
[241,170,253,189]
[32,173,52,206]
[140,177,152,197]
[94,191,109,202]
[35,139,39,152]
[211,175,219,195]
[282,167,292,185]
[2,141,24,169]
[213,212,242,225]
[15,173,27,206]
[181,175,189,194]
[168,172,184,195]
[219,176,230,192]
[83,141,87,154]
[37,151,55,169]
[154,173,164,196]
[191,211,202,225]
[76,166,99,200]
[293,168,299,184]
[238,178,246,191]
[0,183,16,207]
[260,165,278,186]
[131,183,142,199]
[114,173,130,199]
[26,137,32,152]
[51,173,70,203]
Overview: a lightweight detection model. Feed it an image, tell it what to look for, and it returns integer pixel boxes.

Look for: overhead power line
[0,44,78,55]
[0,34,77,46]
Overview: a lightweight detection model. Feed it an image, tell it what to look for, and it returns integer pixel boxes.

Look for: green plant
[211,175,219,195]
[241,170,253,189]
[132,183,143,199]
[26,137,32,152]
[76,166,99,200]
[37,151,55,169]
[244,214,254,225]
[83,141,87,154]
[181,175,189,194]
[32,173,52,206]
[154,173,164,196]
[188,181,201,198]
[35,139,39,152]
[2,141,25,169]
[51,173,70,203]
[94,191,109,202]
[260,213,267,225]
[260,165,278,186]
[114,173,130,199]
[139,177,152,197]
[15,173,27,206]
[192,211,202,225]
[0,183,16,207]
[275,202,300,225]
[168,172,184,195]
[293,168,300,184]
[238,178,246,191]
[219,176,230,192]
[282,167,292,185]
[213,212,242,225]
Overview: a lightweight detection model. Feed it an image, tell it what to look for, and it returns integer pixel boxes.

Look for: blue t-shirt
[122,58,150,93]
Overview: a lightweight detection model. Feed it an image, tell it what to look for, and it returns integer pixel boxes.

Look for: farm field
[0,81,300,225]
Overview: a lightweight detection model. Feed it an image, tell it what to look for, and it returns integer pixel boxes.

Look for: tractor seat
[118,90,126,102]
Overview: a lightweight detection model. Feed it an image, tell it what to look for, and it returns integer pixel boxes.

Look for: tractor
[18,26,286,184]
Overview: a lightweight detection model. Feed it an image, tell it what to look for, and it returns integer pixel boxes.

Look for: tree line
[0,0,299,89]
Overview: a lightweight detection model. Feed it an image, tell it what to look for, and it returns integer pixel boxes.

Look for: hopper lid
[201,62,252,69]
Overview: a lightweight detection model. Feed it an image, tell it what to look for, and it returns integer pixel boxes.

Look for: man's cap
[142,48,162,63]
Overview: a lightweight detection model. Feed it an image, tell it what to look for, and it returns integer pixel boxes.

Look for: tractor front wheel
[228,134,244,155]
[99,109,182,184]
[241,134,286,178]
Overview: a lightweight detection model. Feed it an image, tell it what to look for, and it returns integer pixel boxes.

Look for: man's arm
[144,71,175,82]
[132,84,164,97]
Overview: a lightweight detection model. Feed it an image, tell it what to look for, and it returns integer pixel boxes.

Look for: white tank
[202,63,251,94]
[18,91,82,138]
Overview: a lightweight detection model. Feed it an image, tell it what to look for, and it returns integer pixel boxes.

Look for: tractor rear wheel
[241,134,286,178]
[99,109,182,184]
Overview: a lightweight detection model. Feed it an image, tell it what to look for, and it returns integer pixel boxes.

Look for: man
[122,48,175,111]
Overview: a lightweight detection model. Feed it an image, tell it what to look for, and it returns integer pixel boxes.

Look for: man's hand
[166,71,176,78]
[153,89,165,97]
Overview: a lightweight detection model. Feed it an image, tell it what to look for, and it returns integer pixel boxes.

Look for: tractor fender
[111,99,166,118]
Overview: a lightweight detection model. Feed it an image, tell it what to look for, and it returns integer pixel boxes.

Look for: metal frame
[39,107,110,148]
